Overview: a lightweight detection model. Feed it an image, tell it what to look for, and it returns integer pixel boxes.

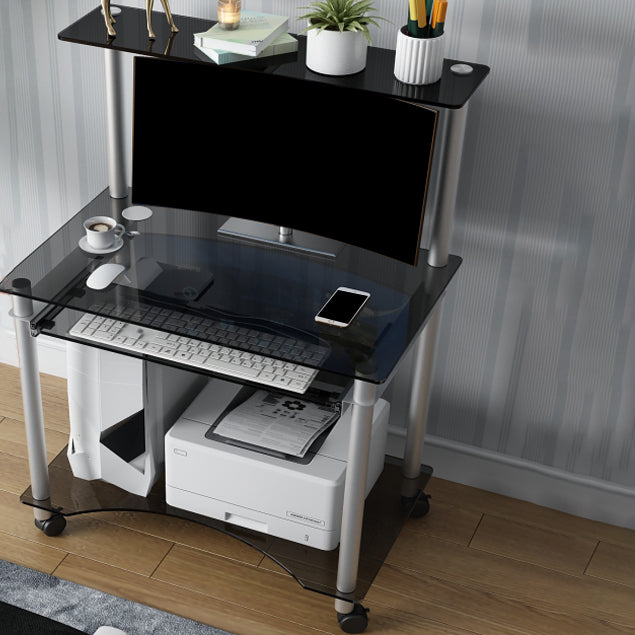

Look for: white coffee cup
[84,216,125,249]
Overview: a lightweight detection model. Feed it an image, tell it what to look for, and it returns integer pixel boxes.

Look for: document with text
[214,390,339,458]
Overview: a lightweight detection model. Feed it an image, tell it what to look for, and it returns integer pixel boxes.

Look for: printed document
[214,390,339,458]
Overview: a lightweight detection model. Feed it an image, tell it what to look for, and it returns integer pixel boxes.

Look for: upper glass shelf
[58,6,489,109]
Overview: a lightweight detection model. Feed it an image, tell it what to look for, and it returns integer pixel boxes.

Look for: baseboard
[387,428,635,530]
[1,328,67,378]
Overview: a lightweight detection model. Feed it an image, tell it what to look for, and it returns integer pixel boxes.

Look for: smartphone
[315,287,370,328]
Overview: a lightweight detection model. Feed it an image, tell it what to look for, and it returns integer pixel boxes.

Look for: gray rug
[0,559,232,634]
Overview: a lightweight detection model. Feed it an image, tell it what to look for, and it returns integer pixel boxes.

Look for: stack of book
[193,11,297,65]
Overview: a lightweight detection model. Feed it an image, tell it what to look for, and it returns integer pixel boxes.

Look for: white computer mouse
[86,263,126,290]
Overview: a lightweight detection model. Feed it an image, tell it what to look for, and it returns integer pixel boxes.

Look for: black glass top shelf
[58,6,489,109]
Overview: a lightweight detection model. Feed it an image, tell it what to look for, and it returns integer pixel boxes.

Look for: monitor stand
[218,219,342,258]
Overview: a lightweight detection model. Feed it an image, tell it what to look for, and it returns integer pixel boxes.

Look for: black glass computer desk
[1,6,488,633]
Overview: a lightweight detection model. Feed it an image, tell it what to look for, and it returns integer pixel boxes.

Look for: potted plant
[299,0,384,76]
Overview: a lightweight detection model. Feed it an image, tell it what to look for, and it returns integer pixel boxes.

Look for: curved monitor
[131,57,437,266]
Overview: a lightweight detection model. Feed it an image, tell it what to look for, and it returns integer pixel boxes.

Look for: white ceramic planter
[394,27,445,85]
[305,27,368,76]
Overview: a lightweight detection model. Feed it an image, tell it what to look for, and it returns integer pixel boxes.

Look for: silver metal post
[402,105,469,493]
[335,380,376,615]
[427,105,469,268]
[402,311,441,490]
[11,280,52,522]
[104,48,128,198]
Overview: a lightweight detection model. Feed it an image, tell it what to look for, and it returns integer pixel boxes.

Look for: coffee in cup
[87,221,112,232]
[83,216,125,250]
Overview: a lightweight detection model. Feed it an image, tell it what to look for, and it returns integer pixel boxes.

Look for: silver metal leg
[11,280,52,523]
[401,310,441,495]
[104,48,127,199]
[402,104,469,493]
[335,380,376,615]
[427,105,469,269]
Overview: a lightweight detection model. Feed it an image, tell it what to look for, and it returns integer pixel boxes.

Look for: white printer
[165,379,389,551]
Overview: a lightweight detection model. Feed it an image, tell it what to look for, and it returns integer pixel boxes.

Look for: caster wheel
[35,514,66,536]
[337,603,369,633]
[401,491,431,518]
[411,492,431,518]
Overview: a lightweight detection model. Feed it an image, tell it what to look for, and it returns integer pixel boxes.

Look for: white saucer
[79,235,124,254]
[122,205,153,221]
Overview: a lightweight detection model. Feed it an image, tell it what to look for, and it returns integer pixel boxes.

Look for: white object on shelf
[305,27,367,76]
[122,205,153,221]
[78,235,124,254]
[394,29,445,85]
[85,263,126,290]
[66,345,143,484]
[67,344,205,496]
[451,63,473,75]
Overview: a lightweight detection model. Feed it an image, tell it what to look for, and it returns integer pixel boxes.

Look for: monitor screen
[131,57,437,266]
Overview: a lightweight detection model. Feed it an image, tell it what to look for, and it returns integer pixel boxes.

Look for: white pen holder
[394,27,445,85]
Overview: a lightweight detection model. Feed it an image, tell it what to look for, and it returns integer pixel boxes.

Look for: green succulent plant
[299,0,384,44]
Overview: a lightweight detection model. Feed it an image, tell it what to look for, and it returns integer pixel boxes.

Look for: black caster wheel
[35,513,66,536]
[337,603,369,633]
[411,492,431,518]
[401,491,431,518]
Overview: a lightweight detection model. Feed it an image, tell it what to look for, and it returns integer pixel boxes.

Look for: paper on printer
[213,390,339,458]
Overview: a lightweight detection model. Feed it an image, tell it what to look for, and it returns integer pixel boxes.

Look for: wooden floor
[1,362,635,634]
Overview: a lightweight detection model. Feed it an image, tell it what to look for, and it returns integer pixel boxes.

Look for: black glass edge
[21,449,423,603]
[2,258,463,389]
[57,6,489,109]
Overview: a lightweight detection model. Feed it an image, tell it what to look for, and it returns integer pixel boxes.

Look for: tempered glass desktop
[4,190,460,386]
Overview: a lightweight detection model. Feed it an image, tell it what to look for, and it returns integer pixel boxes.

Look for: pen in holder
[394,0,446,85]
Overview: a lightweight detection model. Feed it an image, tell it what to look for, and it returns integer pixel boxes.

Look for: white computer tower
[66,343,205,496]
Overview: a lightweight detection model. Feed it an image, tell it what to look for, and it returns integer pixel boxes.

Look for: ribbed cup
[394,27,445,85]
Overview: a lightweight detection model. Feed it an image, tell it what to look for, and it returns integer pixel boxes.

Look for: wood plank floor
[1,361,635,634]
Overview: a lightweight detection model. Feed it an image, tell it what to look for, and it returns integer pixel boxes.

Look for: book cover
[194,33,298,65]
[194,11,289,57]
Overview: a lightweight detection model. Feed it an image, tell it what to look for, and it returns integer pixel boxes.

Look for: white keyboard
[69,312,321,394]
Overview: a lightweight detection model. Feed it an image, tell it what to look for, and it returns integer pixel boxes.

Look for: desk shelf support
[10,280,56,527]
[104,48,127,199]
[402,104,469,496]
[335,379,376,624]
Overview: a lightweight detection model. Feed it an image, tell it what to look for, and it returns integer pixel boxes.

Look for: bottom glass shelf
[21,449,426,603]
